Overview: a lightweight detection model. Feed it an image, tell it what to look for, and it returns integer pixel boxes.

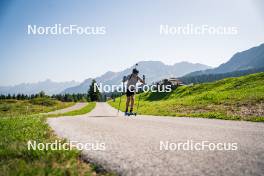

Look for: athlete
[123,68,145,115]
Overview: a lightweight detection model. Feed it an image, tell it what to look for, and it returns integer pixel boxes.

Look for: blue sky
[0,0,264,86]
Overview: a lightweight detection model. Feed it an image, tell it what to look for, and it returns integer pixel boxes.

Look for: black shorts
[126,89,135,97]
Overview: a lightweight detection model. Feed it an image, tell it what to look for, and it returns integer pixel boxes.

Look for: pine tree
[88,80,101,102]
[39,91,45,98]
[7,94,11,99]
[0,95,5,99]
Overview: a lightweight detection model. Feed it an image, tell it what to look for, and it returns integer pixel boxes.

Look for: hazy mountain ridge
[3,43,263,95]
[180,67,264,84]
[0,79,79,95]
[187,43,264,76]
[62,61,211,93]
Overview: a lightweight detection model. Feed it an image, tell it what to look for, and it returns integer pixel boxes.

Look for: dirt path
[48,102,264,176]
[45,102,87,115]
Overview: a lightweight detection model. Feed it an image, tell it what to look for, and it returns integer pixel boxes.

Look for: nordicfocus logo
[27,140,106,151]
[27,24,106,35]
[160,24,238,36]
[160,140,238,151]
[94,83,172,93]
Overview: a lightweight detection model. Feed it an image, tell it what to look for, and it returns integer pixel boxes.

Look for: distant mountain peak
[0,80,80,95]
[62,60,211,94]
[185,43,264,77]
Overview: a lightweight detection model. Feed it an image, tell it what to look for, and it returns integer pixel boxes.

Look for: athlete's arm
[138,76,145,84]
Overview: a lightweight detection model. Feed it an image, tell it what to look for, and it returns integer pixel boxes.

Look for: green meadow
[0,98,109,176]
[109,72,264,122]
[0,97,74,117]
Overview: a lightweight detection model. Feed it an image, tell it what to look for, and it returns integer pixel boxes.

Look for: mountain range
[186,43,264,77]
[62,61,211,93]
[64,43,264,93]
[1,43,264,95]
[0,79,79,95]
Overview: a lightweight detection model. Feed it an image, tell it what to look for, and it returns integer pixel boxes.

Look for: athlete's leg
[130,95,134,112]
[126,96,130,113]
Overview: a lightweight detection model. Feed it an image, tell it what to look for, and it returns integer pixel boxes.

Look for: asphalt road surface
[48,102,264,176]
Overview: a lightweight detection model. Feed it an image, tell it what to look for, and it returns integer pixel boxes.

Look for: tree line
[0,79,103,102]
[0,91,88,102]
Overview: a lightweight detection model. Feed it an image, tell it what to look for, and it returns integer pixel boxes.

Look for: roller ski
[124,112,137,116]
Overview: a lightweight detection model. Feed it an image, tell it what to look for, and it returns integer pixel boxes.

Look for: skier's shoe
[124,112,130,116]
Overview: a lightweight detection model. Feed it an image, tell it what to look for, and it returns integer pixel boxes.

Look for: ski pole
[136,94,141,114]
[117,76,126,114]
[117,92,122,114]
[136,75,145,114]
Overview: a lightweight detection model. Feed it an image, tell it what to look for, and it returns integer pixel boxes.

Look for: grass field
[0,97,74,117]
[0,98,111,176]
[109,72,264,122]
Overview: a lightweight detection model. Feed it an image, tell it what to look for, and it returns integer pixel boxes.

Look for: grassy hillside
[109,72,264,122]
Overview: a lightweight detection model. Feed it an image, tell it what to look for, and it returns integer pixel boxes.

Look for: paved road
[48,103,264,176]
[45,102,87,115]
